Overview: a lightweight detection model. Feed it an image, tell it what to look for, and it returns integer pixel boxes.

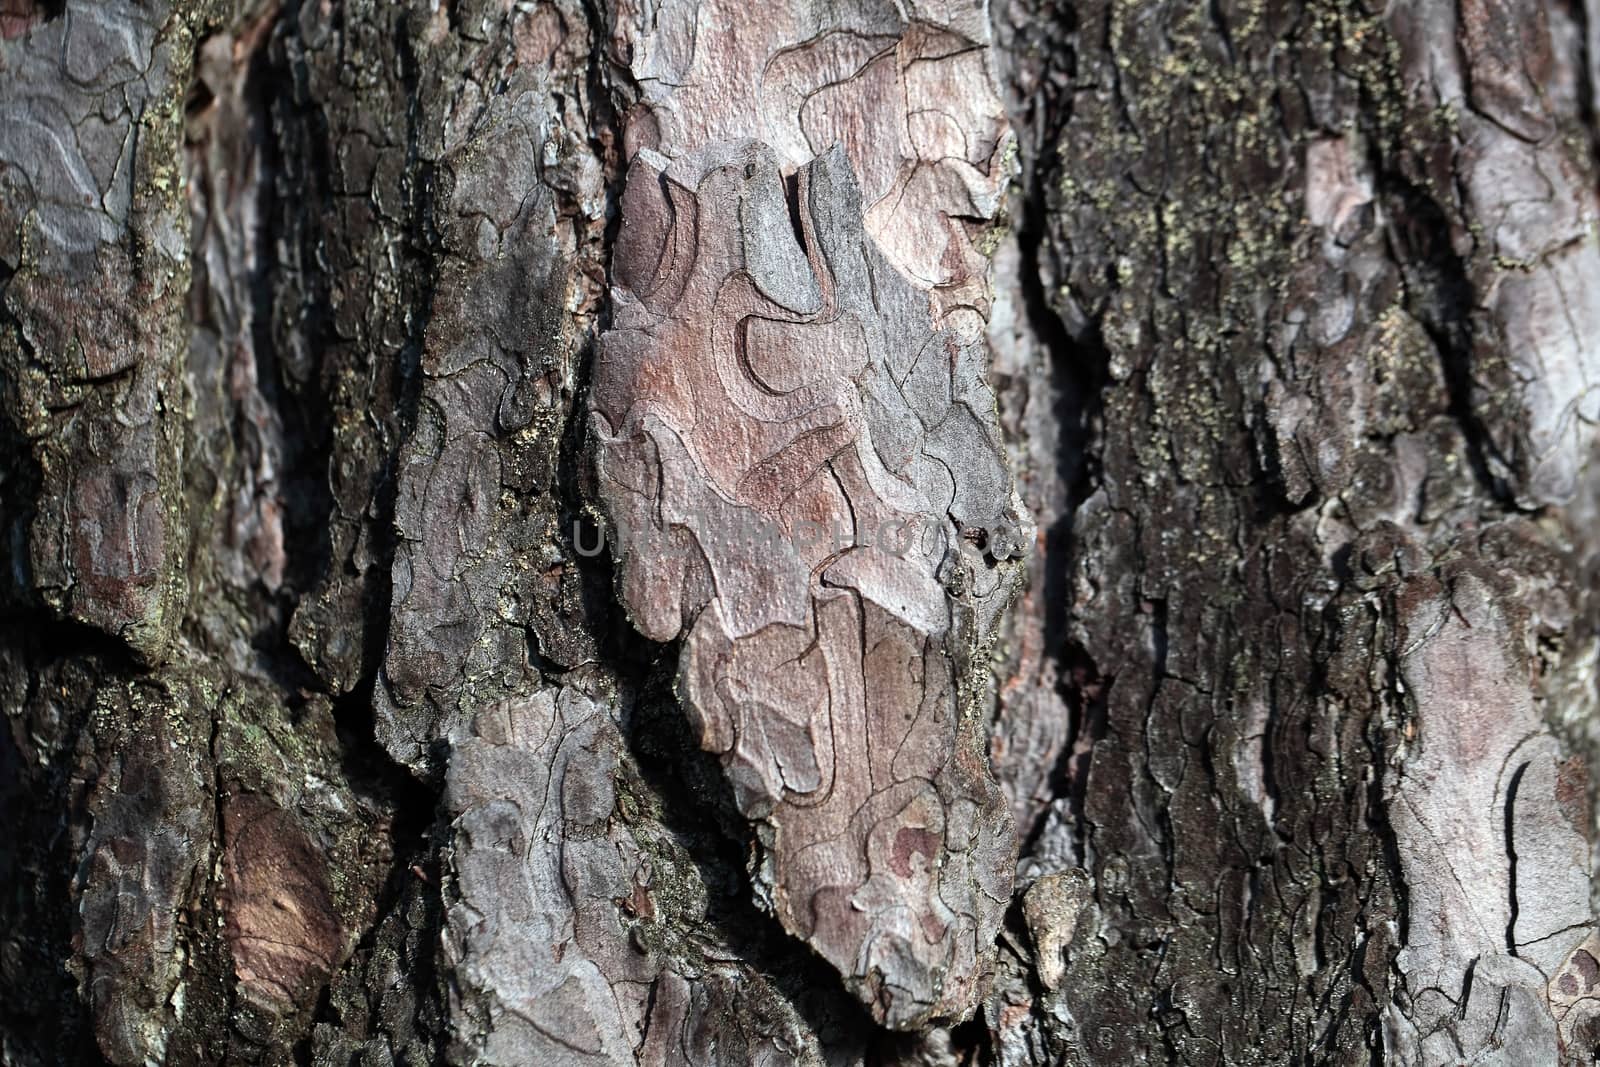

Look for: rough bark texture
[592,138,1023,1029]
[2,0,1599,1064]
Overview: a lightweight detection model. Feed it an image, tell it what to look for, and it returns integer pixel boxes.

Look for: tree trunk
[2,0,1599,1063]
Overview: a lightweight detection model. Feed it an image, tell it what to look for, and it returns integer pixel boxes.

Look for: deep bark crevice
[622,649,884,1048]
[263,6,342,602]
[1376,169,1518,511]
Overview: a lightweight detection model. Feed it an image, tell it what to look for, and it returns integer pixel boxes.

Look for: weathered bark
[2,0,1599,1064]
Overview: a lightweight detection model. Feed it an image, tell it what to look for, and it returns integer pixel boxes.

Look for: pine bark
[1,0,1598,1064]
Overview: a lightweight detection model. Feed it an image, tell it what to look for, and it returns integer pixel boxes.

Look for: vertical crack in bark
[1561,0,1600,167]
[1377,171,1518,509]
[989,0,1119,882]
[621,659,881,1049]
[1506,758,1530,955]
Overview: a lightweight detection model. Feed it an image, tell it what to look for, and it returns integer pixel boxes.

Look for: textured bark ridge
[1392,0,1600,509]
[981,0,1600,1062]
[69,672,215,1064]
[1379,548,1597,1060]
[594,0,1027,1030]
[0,0,201,660]
[611,0,1011,316]
[590,140,1025,1028]
[371,71,603,775]
[440,668,844,1066]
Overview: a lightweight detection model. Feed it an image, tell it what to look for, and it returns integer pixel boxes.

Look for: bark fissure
[1378,171,1517,509]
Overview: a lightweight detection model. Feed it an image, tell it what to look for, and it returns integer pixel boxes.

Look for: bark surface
[1,0,1598,1064]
